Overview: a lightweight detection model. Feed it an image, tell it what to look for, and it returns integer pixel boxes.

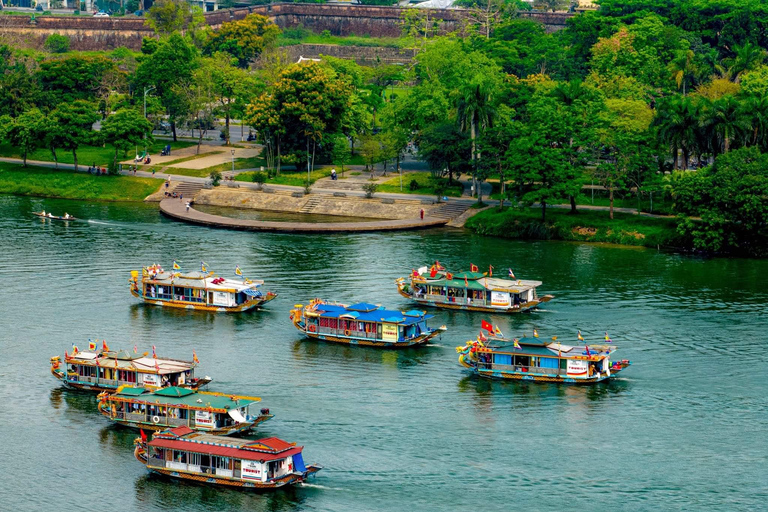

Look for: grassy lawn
[235,168,333,187]
[167,156,265,178]
[465,206,681,248]
[0,162,162,202]
[0,140,195,167]
[377,172,464,197]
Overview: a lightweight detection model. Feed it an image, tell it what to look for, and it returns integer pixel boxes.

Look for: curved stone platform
[159,198,448,233]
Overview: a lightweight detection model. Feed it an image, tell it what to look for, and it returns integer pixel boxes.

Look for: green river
[0,194,765,511]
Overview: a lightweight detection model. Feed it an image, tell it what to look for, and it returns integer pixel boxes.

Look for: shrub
[362,183,378,198]
[210,170,222,186]
[409,179,419,191]
[44,34,70,54]
[251,171,267,188]
[321,30,331,38]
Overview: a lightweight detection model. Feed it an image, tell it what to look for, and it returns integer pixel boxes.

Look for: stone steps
[430,202,472,220]
[172,182,204,199]
[298,196,323,214]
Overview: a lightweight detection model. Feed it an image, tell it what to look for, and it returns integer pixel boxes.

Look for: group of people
[88,165,107,175]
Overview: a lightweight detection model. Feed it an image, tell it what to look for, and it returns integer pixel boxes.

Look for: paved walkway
[160,197,449,233]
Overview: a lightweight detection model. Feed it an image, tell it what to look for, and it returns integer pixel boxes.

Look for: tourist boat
[50,344,211,393]
[457,327,631,384]
[134,426,321,490]
[129,264,277,313]
[290,299,446,348]
[97,386,273,435]
[33,211,77,221]
[396,264,553,313]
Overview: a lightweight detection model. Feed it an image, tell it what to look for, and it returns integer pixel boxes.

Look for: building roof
[312,303,431,325]
[149,428,302,461]
[479,337,614,359]
[111,387,259,412]
[67,350,196,375]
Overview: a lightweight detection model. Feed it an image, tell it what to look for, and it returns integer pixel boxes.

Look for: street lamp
[143,85,155,119]
[231,149,235,175]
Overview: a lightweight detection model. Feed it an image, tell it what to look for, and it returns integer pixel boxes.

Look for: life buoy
[344,329,351,336]
[152,415,160,424]
[308,324,316,333]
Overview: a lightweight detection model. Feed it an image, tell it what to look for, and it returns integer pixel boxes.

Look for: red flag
[470,263,478,272]
[585,344,591,357]
[429,267,437,278]
[155,359,160,372]
[481,320,493,333]
[140,429,147,442]
[412,269,419,277]
[478,331,488,342]
[464,276,468,287]
[489,265,494,277]
[152,345,156,358]
[102,339,109,352]
[446,272,454,280]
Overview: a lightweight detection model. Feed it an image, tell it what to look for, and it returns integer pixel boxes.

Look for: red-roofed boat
[134,426,321,490]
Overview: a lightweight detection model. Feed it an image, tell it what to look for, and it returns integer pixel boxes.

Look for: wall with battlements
[0,4,573,52]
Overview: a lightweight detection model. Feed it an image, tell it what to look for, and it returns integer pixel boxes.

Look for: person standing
[185,202,190,213]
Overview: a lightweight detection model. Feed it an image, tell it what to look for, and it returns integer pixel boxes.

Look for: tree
[0,46,40,118]
[415,122,471,185]
[205,55,258,145]
[100,109,153,172]
[668,49,697,95]
[50,100,99,171]
[204,13,280,68]
[330,134,351,177]
[37,55,121,106]
[700,94,750,154]
[44,34,70,54]
[726,42,767,83]
[145,0,205,38]
[133,34,200,141]
[0,109,44,167]
[653,95,699,169]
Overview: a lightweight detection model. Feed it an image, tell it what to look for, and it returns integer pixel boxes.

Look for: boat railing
[126,412,147,422]
[148,457,165,468]
[490,363,562,375]
[318,327,377,339]
[166,418,188,427]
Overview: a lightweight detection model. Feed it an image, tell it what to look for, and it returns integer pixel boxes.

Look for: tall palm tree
[727,42,767,82]
[457,78,495,200]
[653,95,699,169]
[739,94,768,149]
[700,95,750,153]
[668,49,698,95]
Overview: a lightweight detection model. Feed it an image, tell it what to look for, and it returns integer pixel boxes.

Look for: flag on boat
[585,344,592,356]
[551,336,558,341]
[88,340,96,351]
[605,332,612,343]
[533,328,539,338]
[446,272,453,280]
[134,345,138,353]
[478,331,488,342]
[235,266,243,276]
[494,325,503,337]
[489,265,494,277]
[172,261,181,270]
[513,338,521,349]
[193,350,200,364]
[481,320,494,333]
[429,267,438,278]
[412,269,419,277]
[470,263,478,272]
[71,344,79,355]
[102,340,109,352]
[152,345,157,358]
[464,276,468,287]
[140,429,147,442]
[154,359,160,372]
[508,268,515,279]
[578,330,584,341]
[201,261,208,273]
[433,260,445,271]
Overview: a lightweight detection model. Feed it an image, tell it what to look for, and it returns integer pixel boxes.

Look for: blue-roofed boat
[290,300,447,347]
[457,331,631,384]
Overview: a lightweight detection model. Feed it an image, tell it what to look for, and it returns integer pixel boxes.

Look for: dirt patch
[624,230,646,240]
[573,226,598,236]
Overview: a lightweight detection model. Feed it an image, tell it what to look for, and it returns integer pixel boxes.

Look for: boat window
[214,456,230,470]
[513,355,531,367]
[539,357,559,369]
[493,354,512,365]
[173,450,187,463]
[560,359,568,369]
[188,453,201,466]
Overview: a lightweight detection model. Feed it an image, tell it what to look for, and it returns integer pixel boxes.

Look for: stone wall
[282,43,417,65]
[0,5,573,51]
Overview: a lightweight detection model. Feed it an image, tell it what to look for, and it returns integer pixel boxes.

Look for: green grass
[465,207,681,249]
[376,172,464,197]
[235,168,333,187]
[0,141,195,167]
[278,32,413,49]
[0,162,162,202]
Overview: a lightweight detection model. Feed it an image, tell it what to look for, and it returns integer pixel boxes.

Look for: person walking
[185,202,190,213]
[420,209,424,220]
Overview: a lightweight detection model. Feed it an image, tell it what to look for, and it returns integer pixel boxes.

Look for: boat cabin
[145,426,309,485]
[134,270,266,308]
[306,302,434,342]
[411,271,541,309]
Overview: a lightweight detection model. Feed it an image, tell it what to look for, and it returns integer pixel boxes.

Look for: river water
[0,194,766,512]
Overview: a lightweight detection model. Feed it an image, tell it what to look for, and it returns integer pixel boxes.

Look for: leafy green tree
[415,122,471,185]
[726,42,767,82]
[146,0,205,38]
[204,14,280,68]
[0,109,45,167]
[204,55,258,145]
[700,94,750,154]
[0,47,40,118]
[653,95,699,169]
[37,55,121,106]
[44,34,70,54]
[50,100,100,171]
[668,49,697,95]
[739,94,768,150]
[330,134,350,177]
[100,109,153,172]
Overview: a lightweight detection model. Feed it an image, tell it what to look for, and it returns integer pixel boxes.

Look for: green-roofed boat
[97,386,273,436]
[457,331,631,384]
[396,264,553,314]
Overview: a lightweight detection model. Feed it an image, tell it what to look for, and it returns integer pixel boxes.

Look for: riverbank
[0,163,163,202]
[465,207,681,249]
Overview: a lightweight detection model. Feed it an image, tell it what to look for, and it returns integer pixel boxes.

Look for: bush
[44,34,70,54]
[282,25,311,40]
[362,183,378,198]
[210,170,222,186]
[251,171,267,188]
[321,30,331,38]
[409,179,419,191]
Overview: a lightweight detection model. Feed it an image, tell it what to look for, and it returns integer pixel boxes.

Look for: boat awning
[228,408,247,423]
[72,352,99,360]
[243,288,263,297]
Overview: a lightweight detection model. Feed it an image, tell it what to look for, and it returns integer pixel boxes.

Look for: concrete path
[160,197,449,233]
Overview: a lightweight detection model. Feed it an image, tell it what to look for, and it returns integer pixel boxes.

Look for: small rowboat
[33,212,78,221]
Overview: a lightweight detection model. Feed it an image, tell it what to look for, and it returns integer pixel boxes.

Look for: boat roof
[480,337,615,358]
[110,387,259,411]
[66,350,195,374]
[144,270,263,292]
[312,303,432,325]
[149,426,302,461]
[414,268,542,291]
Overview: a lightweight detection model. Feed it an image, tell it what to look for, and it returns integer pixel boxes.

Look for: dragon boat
[97,386,273,435]
[290,300,446,348]
[50,344,210,393]
[134,426,321,490]
[457,326,631,384]
[130,264,276,313]
[396,263,553,314]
